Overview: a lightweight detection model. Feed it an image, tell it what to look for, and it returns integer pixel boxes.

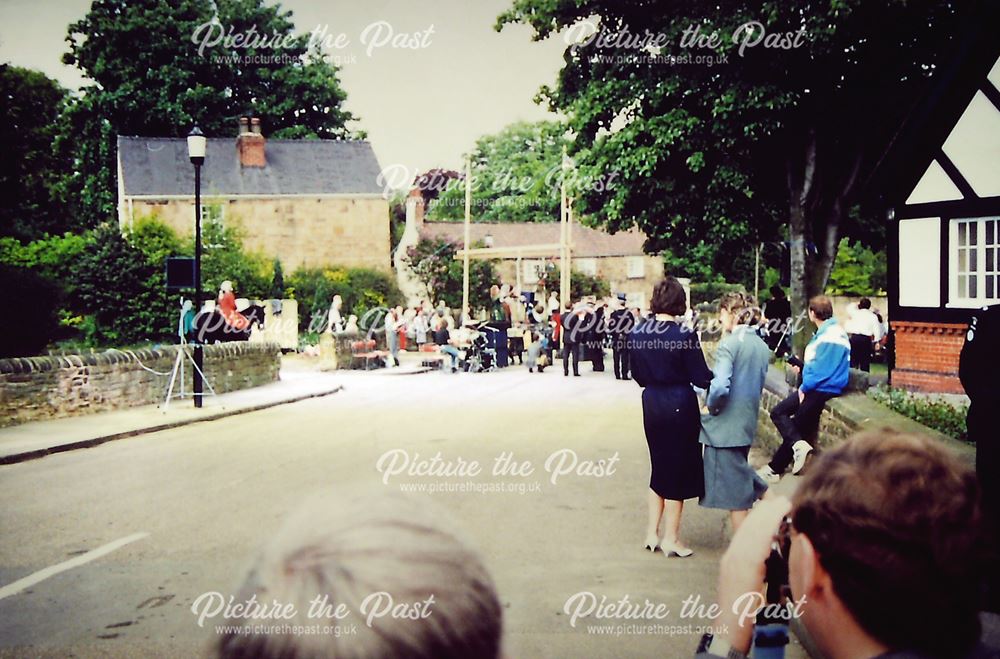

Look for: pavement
[0,362,345,465]
[0,354,811,658]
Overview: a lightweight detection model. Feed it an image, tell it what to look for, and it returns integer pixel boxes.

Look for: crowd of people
[257,276,998,659]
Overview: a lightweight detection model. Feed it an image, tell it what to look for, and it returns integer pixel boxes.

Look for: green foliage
[663,242,725,284]
[826,238,887,296]
[868,386,969,443]
[0,65,71,240]
[0,232,92,282]
[0,264,63,357]
[690,282,746,306]
[71,224,177,346]
[286,266,403,333]
[570,271,611,300]
[404,237,499,312]
[497,0,975,320]
[429,121,571,222]
[59,0,359,226]
[269,259,286,299]
[192,219,272,299]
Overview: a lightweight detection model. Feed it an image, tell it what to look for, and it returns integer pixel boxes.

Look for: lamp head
[187,126,206,165]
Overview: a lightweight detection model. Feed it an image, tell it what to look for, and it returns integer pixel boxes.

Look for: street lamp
[187,126,206,408]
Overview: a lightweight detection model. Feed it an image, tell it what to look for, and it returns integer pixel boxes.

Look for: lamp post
[187,127,206,408]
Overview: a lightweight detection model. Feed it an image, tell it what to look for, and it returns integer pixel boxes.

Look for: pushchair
[465,329,498,373]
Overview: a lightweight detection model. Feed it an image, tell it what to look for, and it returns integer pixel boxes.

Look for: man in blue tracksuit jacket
[758,295,849,482]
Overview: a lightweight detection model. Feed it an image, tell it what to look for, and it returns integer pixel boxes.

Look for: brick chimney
[237,116,265,168]
[406,188,425,228]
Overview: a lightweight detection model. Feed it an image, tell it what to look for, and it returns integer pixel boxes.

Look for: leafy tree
[826,238,887,296]
[269,259,286,299]
[71,224,176,345]
[0,65,71,239]
[570,271,610,300]
[60,0,359,226]
[429,121,571,222]
[286,266,403,333]
[193,219,273,300]
[498,0,982,351]
[0,231,92,283]
[404,237,499,311]
[1,264,63,357]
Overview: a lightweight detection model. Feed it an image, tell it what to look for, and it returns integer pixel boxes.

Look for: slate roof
[117,136,385,197]
[420,221,649,258]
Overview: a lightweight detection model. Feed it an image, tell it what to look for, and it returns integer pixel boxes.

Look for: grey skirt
[700,445,768,510]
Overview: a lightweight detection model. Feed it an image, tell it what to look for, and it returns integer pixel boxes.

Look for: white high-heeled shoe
[643,534,660,552]
[661,542,693,558]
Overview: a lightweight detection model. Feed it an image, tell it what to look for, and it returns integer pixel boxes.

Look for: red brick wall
[891,321,966,394]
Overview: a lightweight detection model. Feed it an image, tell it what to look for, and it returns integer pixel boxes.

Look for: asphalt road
[0,362,808,658]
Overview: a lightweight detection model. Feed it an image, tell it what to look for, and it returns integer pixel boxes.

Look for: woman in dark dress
[628,277,712,557]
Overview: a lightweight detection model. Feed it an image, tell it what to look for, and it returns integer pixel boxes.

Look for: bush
[689,281,745,306]
[571,270,611,300]
[868,385,969,443]
[72,223,177,346]
[0,264,62,357]
[404,237,498,312]
[287,266,403,334]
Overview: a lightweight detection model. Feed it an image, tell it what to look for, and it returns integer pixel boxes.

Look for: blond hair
[217,490,502,659]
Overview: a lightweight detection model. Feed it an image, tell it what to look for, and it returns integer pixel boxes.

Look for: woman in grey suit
[699,293,771,531]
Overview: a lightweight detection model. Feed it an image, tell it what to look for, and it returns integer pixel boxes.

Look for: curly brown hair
[792,430,984,658]
[718,291,761,326]
[649,277,688,316]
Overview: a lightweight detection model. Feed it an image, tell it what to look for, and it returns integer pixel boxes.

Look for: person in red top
[217,280,249,331]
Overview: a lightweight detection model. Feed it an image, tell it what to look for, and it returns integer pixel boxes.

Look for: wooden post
[462,157,471,323]
[559,149,570,307]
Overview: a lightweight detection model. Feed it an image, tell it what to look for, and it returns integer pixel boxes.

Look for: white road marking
[0,532,149,601]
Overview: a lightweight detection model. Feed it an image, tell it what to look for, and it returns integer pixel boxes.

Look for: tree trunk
[786,132,860,357]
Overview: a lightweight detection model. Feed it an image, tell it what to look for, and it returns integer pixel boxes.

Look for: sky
[0,0,569,177]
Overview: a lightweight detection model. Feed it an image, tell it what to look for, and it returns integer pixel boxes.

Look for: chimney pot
[237,119,265,168]
[239,116,250,135]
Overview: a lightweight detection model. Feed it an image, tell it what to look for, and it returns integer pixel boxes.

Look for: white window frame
[522,259,541,285]
[200,203,225,228]
[575,257,597,276]
[626,256,645,279]
[948,216,1000,307]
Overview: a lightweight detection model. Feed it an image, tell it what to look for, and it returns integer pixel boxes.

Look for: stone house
[416,209,664,309]
[116,117,391,273]
[876,25,999,393]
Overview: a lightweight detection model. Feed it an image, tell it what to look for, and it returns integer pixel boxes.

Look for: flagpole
[462,156,471,323]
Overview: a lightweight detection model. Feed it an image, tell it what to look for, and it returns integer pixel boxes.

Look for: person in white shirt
[844,298,882,372]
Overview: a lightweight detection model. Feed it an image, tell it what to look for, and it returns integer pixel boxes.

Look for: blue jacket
[801,318,850,395]
[700,325,771,448]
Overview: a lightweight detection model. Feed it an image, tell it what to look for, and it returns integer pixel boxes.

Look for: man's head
[218,491,502,659]
[858,297,871,310]
[789,431,983,658]
[769,284,785,300]
[807,295,833,326]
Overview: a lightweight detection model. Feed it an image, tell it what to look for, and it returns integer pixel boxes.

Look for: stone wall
[493,254,664,305]
[701,340,974,463]
[128,196,391,273]
[0,342,281,427]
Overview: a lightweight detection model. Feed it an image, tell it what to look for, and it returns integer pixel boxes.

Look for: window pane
[970,276,978,298]
[959,250,967,272]
[959,222,967,245]
[970,223,978,246]
[988,220,995,245]
[959,275,967,298]
[988,276,995,299]
[971,249,978,271]
[988,248,996,273]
